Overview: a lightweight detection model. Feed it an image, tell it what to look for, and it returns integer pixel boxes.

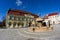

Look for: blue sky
[0,0,60,21]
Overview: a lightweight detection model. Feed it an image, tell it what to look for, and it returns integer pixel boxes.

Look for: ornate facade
[6,9,39,28]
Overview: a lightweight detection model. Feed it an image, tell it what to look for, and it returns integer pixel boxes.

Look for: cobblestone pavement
[0,24,60,40]
[18,24,60,40]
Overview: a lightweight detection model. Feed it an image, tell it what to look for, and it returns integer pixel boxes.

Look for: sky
[0,0,60,21]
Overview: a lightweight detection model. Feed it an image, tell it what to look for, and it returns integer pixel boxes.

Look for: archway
[13,22,16,28]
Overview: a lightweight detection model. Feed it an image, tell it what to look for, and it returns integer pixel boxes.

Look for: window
[30,19,33,21]
[25,14,34,18]
[18,17,22,21]
[16,17,18,20]
[14,17,16,20]
[9,16,12,20]
[9,22,11,26]
[24,18,26,21]
[14,16,20,21]
[9,16,14,20]
[22,18,24,21]
[13,22,16,27]
[18,17,20,20]
[28,18,29,21]
[18,23,20,26]
[20,18,22,20]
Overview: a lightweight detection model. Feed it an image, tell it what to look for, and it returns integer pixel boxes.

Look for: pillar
[10,23,13,28]
[15,24,18,28]
[19,25,22,28]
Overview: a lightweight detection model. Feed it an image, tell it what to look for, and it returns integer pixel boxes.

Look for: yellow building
[6,9,39,28]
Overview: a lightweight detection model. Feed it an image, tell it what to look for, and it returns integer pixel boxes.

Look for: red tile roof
[7,9,39,18]
[44,12,58,19]
[48,12,58,16]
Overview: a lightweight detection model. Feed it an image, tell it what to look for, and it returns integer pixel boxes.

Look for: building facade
[44,12,59,24]
[6,9,39,28]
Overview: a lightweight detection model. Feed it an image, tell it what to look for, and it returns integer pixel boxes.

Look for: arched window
[18,23,21,26]
[13,22,16,27]
[9,22,11,26]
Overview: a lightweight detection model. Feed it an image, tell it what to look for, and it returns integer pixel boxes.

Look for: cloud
[16,0,22,6]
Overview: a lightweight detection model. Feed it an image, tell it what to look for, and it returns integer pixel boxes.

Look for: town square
[0,0,60,40]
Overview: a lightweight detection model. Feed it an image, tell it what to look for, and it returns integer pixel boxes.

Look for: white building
[44,12,60,25]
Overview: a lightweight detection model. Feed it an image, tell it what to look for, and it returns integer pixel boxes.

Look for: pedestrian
[29,22,31,27]
[48,21,50,27]
[33,28,35,32]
